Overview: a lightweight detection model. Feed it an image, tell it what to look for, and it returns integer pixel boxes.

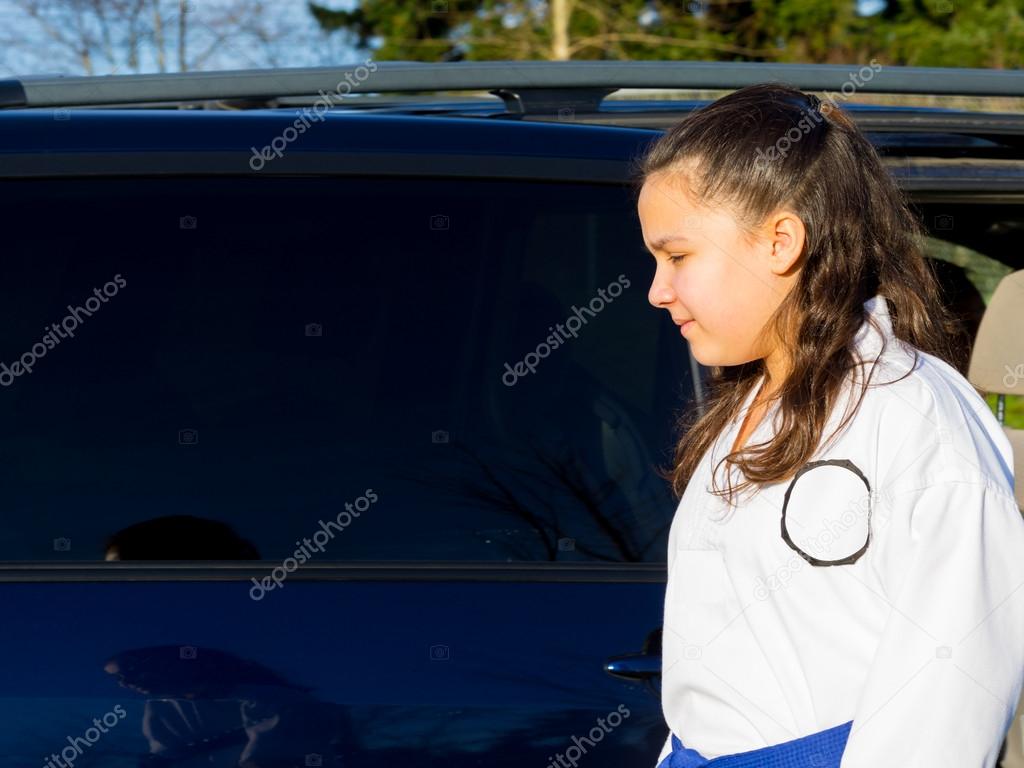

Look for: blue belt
[657,720,853,768]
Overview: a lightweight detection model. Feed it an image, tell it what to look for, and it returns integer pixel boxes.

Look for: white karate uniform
[657,294,1024,768]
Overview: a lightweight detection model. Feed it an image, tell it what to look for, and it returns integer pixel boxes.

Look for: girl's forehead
[639,179,710,237]
[641,171,702,212]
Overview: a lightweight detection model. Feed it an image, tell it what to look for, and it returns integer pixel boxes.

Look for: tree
[307,0,1024,67]
[306,0,784,61]
[866,0,1024,68]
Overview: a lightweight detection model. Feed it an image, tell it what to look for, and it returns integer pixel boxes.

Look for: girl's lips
[680,320,694,335]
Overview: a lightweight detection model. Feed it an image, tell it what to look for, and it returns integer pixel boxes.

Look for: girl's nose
[648,273,676,309]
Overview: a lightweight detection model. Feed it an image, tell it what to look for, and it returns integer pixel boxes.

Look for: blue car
[0,60,1022,768]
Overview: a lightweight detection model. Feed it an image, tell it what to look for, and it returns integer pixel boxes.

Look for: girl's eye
[667,253,687,263]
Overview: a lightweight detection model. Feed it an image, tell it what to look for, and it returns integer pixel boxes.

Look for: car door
[0,168,694,768]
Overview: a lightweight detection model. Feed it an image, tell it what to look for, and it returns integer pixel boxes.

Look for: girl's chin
[689,347,733,369]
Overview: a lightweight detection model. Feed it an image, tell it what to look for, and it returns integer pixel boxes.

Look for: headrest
[968,271,1024,396]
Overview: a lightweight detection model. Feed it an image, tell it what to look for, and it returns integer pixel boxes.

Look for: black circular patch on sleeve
[780,458,872,566]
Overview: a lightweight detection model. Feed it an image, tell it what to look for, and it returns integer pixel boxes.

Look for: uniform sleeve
[838,478,1024,768]
[657,510,679,768]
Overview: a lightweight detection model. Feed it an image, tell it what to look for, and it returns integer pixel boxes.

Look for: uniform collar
[852,293,895,363]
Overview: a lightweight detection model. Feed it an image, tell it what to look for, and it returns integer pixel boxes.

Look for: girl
[635,83,1024,768]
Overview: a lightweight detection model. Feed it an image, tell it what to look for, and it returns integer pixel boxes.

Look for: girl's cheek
[670,266,694,302]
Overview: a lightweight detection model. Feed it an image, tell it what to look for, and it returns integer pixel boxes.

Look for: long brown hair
[630,83,967,506]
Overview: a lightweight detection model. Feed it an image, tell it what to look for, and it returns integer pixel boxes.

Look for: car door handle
[603,651,661,681]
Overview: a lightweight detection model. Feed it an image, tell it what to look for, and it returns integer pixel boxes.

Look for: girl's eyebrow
[647,233,691,252]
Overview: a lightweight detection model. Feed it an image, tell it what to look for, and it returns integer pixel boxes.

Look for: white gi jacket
[658,294,1024,768]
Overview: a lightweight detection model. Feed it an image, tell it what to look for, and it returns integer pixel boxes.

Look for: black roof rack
[1,60,1023,111]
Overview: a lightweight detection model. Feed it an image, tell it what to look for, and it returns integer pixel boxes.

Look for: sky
[0,0,363,77]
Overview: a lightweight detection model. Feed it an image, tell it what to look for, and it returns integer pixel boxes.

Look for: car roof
[0,108,657,158]
[2,61,1024,184]
[5,60,1024,109]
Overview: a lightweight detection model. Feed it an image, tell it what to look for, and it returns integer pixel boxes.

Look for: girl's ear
[765,210,807,276]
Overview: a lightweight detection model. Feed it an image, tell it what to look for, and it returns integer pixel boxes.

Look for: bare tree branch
[9,0,311,74]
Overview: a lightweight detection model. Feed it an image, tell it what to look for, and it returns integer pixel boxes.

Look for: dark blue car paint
[0,111,683,768]
[1,579,667,767]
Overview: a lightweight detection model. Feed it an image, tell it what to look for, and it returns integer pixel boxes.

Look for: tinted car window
[0,176,691,562]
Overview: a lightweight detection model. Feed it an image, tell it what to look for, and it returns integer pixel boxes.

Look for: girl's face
[638,169,803,373]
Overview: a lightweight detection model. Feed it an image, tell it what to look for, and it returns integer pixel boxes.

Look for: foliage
[307,0,1024,66]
